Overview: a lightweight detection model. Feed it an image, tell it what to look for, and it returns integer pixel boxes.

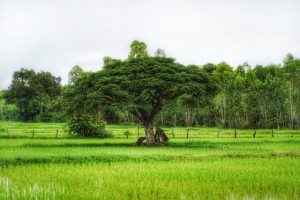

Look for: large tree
[64,42,218,145]
[5,68,61,121]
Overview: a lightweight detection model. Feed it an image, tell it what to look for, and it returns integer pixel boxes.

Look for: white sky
[0,0,300,89]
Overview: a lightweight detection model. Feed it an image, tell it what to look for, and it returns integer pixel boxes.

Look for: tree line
[1,41,299,132]
[158,57,300,130]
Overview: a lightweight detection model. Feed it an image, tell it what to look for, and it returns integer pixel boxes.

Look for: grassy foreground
[0,122,299,199]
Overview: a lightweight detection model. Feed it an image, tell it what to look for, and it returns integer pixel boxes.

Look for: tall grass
[0,122,299,199]
[0,158,299,199]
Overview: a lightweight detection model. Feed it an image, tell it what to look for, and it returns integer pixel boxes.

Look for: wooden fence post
[56,129,59,139]
[186,129,189,139]
[234,129,237,138]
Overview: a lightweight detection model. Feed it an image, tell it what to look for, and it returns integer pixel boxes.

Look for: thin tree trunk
[289,83,294,129]
[123,112,126,123]
[188,108,191,126]
[130,113,134,122]
[173,113,177,127]
[223,95,226,125]
[185,111,188,126]
[277,111,280,130]
[185,108,192,127]
[189,108,192,126]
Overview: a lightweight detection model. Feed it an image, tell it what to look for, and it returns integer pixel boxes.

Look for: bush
[66,114,107,138]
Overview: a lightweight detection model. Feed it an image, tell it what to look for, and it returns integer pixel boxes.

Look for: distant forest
[0,46,299,130]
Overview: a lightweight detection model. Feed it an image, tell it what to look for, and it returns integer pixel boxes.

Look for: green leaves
[68,65,84,84]
[65,55,217,126]
[66,114,107,138]
[5,69,61,121]
[128,40,149,60]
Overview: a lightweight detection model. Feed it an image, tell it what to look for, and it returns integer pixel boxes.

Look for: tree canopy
[4,68,62,121]
[64,42,218,144]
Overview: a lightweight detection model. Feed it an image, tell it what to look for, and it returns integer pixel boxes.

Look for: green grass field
[0,121,299,139]
[0,122,299,199]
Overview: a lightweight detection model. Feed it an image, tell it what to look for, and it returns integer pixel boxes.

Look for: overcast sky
[0,0,300,89]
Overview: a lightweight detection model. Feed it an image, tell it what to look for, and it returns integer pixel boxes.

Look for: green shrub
[66,114,107,138]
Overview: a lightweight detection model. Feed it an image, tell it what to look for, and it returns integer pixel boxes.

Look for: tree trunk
[185,108,192,127]
[173,113,177,127]
[160,112,164,125]
[185,111,188,126]
[277,111,280,130]
[223,95,226,125]
[289,82,294,129]
[144,122,155,145]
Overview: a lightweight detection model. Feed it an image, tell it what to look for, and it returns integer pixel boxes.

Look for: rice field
[0,122,299,199]
[0,121,299,139]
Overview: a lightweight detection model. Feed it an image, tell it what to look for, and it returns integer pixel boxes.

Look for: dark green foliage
[4,69,62,121]
[103,56,121,68]
[63,41,218,144]
[66,114,107,137]
[202,63,217,74]
[63,54,218,144]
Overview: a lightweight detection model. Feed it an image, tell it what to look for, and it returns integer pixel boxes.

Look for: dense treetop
[64,49,218,143]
